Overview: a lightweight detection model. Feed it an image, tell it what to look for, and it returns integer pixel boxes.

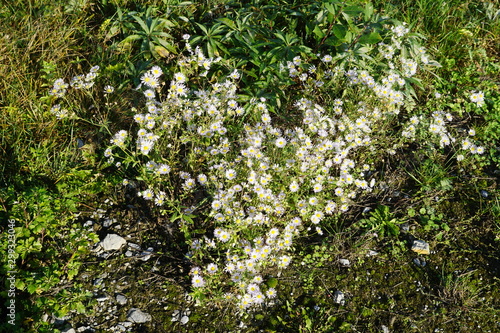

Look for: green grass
[1,0,499,332]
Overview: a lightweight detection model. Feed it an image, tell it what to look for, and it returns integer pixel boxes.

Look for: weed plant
[1,0,499,332]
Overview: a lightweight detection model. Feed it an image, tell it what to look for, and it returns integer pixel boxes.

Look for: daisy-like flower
[266,288,277,299]
[156,164,171,175]
[225,169,237,180]
[322,54,333,63]
[192,275,205,288]
[289,181,299,192]
[268,228,280,239]
[197,174,208,185]
[462,139,472,150]
[229,69,240,80]
[261,113,271,123]
[144,89,155,99]
[206,263,218,274]
[252,292,265,304]
[103,85,114,94]
[278,255,291,268]
[275,137,287,148]
[470,91,485,107]
[173,72,186,83]
[141,72,159,88]
[138,139,154,155]
[247,283,260,295]
[142,189,154,200]
[150,66,163,78]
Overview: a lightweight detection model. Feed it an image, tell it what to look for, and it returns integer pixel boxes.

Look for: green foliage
[2,0,500,331]
[106,6,179,60]
[0,169,99,331]
[358,205,402,237]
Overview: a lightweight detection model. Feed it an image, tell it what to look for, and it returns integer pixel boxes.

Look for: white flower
[275,137,287,148]
[192,275,205,287]
[470,91,485,106]
[225,169,237,180]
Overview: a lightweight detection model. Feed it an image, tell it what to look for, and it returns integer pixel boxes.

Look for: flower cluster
[470,91,485,107]
[49,65,100,119]
[45,17,488,314]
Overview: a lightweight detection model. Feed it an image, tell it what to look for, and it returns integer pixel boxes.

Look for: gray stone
[116,294,127,305]
[180,315,189,325]
[115,324,126,332]
[100,234,127,251]
[411,240,430,255]
[413,258,427,267]
[127,308,152,323]
[120,321,133,328]
[139,249,153,261]
[61,328,76,333]
[339,259,351,267]
[128,243,141,250]
[96,295,109,302]
[102,218,113,228]
[125,250,133,257]
[333,290,345,304]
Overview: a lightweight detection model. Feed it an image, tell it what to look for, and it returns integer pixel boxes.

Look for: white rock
[339,259,351,267]
[333,290,345,304]
[180,315,189,325]
[411,240,430,255]
[127,308,152,323]
[116,294,127,305]
[100,234,127,251]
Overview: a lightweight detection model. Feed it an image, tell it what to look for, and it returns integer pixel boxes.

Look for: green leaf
[267,277,278,288]
[74,301,86,314]
[313,25,325,40]
[217,17,236,30]
[332,24,347,40]
[358,32,382,45]
[364,2,374,21]
[15,279,26,290]
[28,283,38,294]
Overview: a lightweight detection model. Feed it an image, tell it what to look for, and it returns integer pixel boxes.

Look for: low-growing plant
[0,175,99,332]
[358,205,402,237]
[47,9,492,315]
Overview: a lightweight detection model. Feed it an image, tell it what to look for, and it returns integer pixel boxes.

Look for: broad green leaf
[358,32,382,44]
[332,24,347,40]
[267,278,278,288]
[364,2,374,21]
[313,25,325,40]
[154,45,170,58]
[217,17,236,30]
